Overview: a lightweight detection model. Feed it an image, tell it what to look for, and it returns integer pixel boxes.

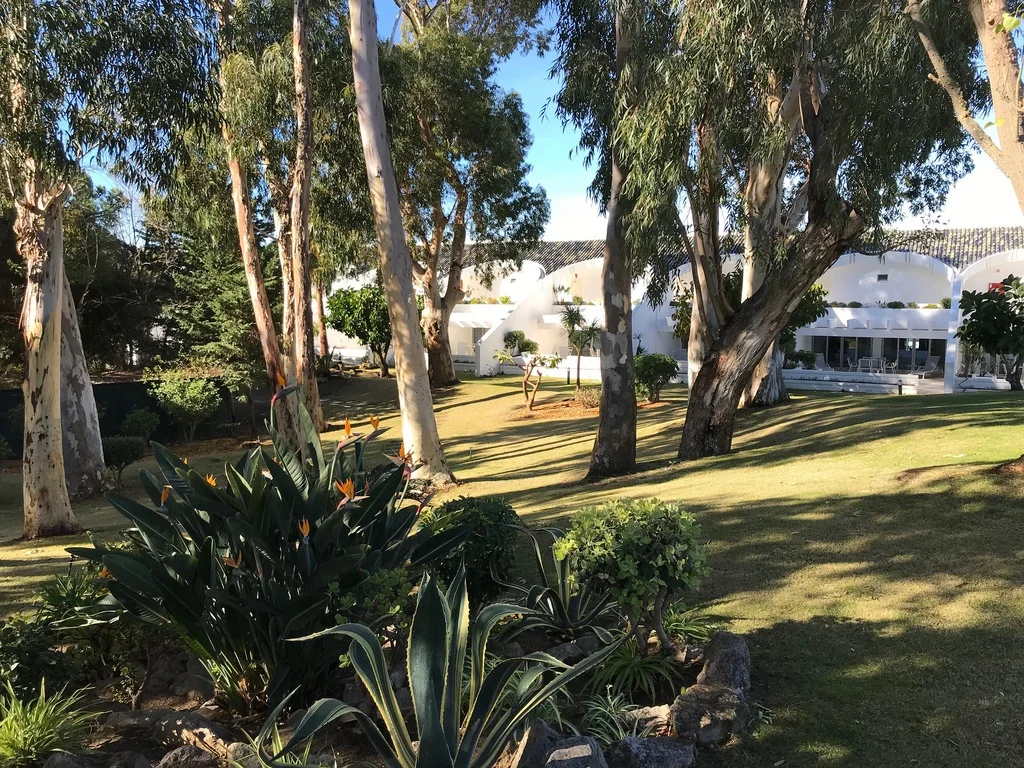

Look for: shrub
[829,301,847,308]
[420,496,521,604]
[661,604,720,645]
[263,567,620,768]
[502,330,537,355]
[119,407,160,441]
[102,436,146,484]
[847,300,863,308]
[499,527,616,641]
[633,353,678,403]
[555,498,708,652]
[0,622,72,701]
[941,296,952,309]
[499,295,513,304]
[69,390,470,713]
[885,300,906,309]
[579,690,659,747]
[587,637,681,703]
[0,681,93,768]
[907,301,919,309]
[574,386,601,408]
[148,371,221,441]
[785,349,816,370]
[36,568,103,624]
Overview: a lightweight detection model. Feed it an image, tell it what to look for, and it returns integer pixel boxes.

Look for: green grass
[2,375,1024,766]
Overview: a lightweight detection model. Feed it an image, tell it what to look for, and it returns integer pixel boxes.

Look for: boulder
[496,720,562,768]
[170,673,214,702]
[695,631,750,697]
[619,705,670,734]
[543,737,608,768]
[546,635,603,665]
[43,752,149,768]
[155,746,219,768]
[225,742,258,768]
[43,754,88,768]
[105,710,232,758]
[670,684,747,747]
[105,753,150,768]
[605,737,695,768]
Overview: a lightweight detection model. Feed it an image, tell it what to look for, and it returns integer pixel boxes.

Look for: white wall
[817,253,952,306]
[460,260,545,303]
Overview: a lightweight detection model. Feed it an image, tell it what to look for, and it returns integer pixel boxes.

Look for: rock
[670,684,747,747]
[606,737,695,768]
[619,705,670,734]
[105,710,233,758]
[170,673,214,702]
[105,753,150,768]
[43,754,88,768]
[497,720,562,768]
[543,737,608,768]
[225,742,258,768]
[155,746,218,768]
[547,635,603,664]
[695,631,751,697]
[395,686,414,714]
[282,709,307,731]
[501,641,524,658]
[389,667,407,689]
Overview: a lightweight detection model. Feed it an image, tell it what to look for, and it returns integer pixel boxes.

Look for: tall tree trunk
[422,272,459,388]
[349,0,454,484]
[223,149,298,442]
[314,282,329,357]
[290,0,324,432]
[267,171,295,378]
[588,3,636,479]
[60,268,105,498]
[17,179,80,539]
[739,257,787,408]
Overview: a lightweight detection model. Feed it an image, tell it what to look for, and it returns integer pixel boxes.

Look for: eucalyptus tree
[388,1,549,388]
[550,0,676,477]
[620,0,978,460]
[906,0,1024,215]
[0,0,215,538]
[348,0,454,483]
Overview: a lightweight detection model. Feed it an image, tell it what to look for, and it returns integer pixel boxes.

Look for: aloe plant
[496,527,617,641]
[67,390,467,712]
[260,565,621,768]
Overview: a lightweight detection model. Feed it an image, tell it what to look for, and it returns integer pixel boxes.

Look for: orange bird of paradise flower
[205,474,217,487]
[335,478,355,500]
[369,415,380,430]
[275,371,287,388]
[222,552,242,568]
[297,518,311,537]
[160,485,172,505]
[344,418,352,437]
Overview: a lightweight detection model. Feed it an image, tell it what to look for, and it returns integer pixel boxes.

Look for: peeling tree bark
[588,2,636,479]
[290,0,324,432]
[60,268,105,498]
[18,180,81,539]
[349,0,454,484]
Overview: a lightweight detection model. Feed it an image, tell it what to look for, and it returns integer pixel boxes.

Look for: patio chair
[844,352,857,370]
[456,342,468,356]
[814,353,833,371]
[912,355,939,378]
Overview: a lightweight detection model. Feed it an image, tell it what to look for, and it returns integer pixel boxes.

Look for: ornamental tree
[958,275,1024,390]
[327,282,393,377]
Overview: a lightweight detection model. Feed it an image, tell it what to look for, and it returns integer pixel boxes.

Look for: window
[877,274,889,282]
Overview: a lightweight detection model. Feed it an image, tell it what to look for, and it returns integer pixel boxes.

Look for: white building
[327,227,1024,393]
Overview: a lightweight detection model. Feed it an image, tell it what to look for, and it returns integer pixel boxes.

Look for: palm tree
[560,304,583,387]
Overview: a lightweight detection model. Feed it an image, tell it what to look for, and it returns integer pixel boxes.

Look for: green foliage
[958,276,1024,388]
[885,301,906,309]
[36,569,104,625]
[498,528,616,642]
[102,437,147,484]
[333,568,417,654]
[68,390,469,713]
[587,638,680,703]
[502,330,537,355]
[0,622,73,702]
[661,604,720,645]
[785,349,816,370]
[120,407,161,441]
[327,282,392,376]
[555,499,708,646]
[578,689,658,748]
[262,566,620,768]
[420,497,521,604]
[147,370,222,441]
[941,296,952,309]
[0,681,94,768]
[633,353,677,403]
[847,301,864,308]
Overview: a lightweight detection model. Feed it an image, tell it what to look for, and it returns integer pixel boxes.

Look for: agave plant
[495,527,617,641]
[259,565,621,768]
[67,390,467,712]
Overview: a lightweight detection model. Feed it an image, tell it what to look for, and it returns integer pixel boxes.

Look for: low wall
[782,369,918,395]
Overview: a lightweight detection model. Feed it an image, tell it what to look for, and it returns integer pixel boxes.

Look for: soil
[510,397,671,422]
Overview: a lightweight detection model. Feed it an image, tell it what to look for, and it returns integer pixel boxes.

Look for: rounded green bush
[634,353,678,403]
[119,407,160,441]
[555,498,708,640]
[102,436,146,484]
[421,496,522,604]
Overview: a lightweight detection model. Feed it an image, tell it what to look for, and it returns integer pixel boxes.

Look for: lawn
[2,375,1023,767]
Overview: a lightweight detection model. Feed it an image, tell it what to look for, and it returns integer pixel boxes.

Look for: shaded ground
[2,375,1023,767]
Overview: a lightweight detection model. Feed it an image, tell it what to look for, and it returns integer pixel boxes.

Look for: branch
[905,0,1006,171]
